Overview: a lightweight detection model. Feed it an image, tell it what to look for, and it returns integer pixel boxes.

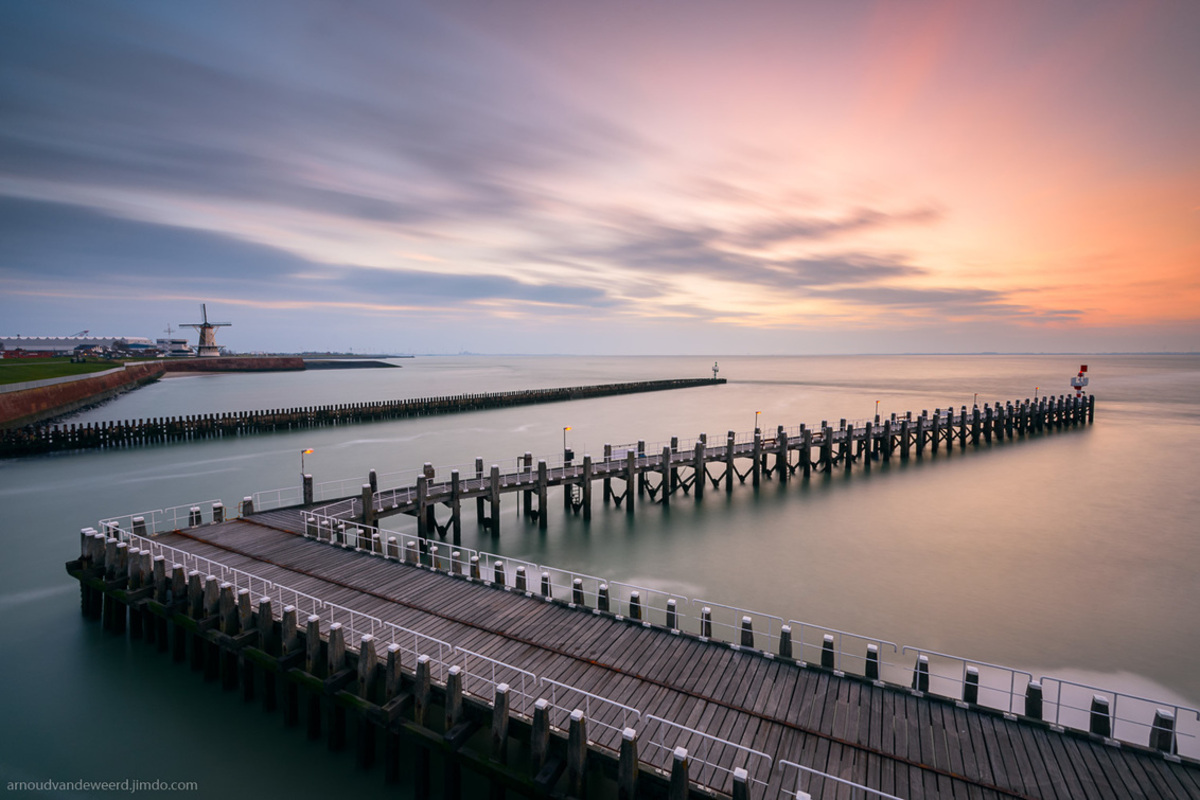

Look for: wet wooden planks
[155,520,1200,799]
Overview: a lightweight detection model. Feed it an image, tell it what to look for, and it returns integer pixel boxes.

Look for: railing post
[964,666,979,705]
[1089,694,1112,737]
[779,625,792,659]
[1024,680,1043,721]
[567,709,587,797]
[1151,709,1176,754]
[668,747,689,800]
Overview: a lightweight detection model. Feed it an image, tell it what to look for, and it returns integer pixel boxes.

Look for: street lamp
[301,448,314,478]
[754,410,760,431]
[563,427,573,462]
[875,400,880,421]
[973,393,978,408]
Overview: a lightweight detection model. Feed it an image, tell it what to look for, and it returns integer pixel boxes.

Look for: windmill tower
[180,304,231,357]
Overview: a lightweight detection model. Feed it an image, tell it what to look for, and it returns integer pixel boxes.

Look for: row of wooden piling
[69,527,755,800]
[350,394,1095,542]
[1,378,724,456]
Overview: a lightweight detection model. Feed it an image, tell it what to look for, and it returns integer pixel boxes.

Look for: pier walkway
[75,497,1200,799]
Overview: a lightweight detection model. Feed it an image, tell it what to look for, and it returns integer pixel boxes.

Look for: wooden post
[802,427,812,478]
[777,428,789,483]
[1089,694,1112,737]
[303,474,313,505]
[637,440,646,497]
[450,469,462,544]
[1151,709,1176,754]
[779,625,792,659]
[725,431,735,492]
[361,483,375,528]
[693,441,705,500]
[625,449,636,515]
[660,445,671,507]
[971,406,981,445]
[491,683,511,763]
[731,768,750,800]
[752,430,762,487]
[416,475,429,539]
[740,616,754,648]
[603,444,613,503]
[582,454,593,520]
[567,709,588,797]
[668,747,689,800]
[305,615,322,675]
[415,655,432,799]
[489,464,501,536]
[964,666,980,704]
[476,457,486,522]
[537,460,548,530]
[531,698,551,775]
[1024,680,1043,720]
[866,644,880,681]
[358,635,378,699]
[618,728,639,800]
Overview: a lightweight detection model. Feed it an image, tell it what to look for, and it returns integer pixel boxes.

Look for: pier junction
[67,392,1200,799]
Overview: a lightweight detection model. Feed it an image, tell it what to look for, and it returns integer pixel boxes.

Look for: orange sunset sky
[1,1,1197,353]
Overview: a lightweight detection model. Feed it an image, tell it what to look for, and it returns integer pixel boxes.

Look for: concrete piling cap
[673,746,688,761]
[534,698,549,711]
[570,709,584,722]
[623,727,637,741]
[448,665,461,676]
[416,654,430,665]
[742,616,752,624]
[733,767,748,781]
[1157,708,1175,720]
[496,682,510,694]
[307,614,320,623]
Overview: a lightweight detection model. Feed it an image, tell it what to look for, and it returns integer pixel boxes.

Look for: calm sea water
[2,354,1198,793]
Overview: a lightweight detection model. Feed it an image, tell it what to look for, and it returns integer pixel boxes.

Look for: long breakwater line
[0,377,723,457]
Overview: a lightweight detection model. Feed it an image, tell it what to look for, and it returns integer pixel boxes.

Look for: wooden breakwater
[0,378,723,457]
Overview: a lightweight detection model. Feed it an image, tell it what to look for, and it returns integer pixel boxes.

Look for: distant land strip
[0,377,724,457]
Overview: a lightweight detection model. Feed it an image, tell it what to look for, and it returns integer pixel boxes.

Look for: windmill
[180,304,231,357]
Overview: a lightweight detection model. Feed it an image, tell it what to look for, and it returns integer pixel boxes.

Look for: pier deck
[94,504,1199,800]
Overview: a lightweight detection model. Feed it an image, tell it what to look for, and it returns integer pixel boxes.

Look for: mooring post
[725,431,735,491]
[778,427,789,482]
[1151,709,1177,754]
[492,683,511,763]
[959,406,969,447]
[984,404,994,443]
[913,655,930,692]
[693,441,706,500]
[450,469,462,544]
[740,616,755,648]
[360,483,375,528]
[1024,680,1043,720]
[603,444,613,503]
[414,655,432,799]
[618,727,639,800]
[778,625,793,659]
[522,451,534,515]
[625,449,636,515]
[1089,695,1112,737]
[802,427,812,478]
[476,457,486,522]
[866,644,880,681]
[666,598,677,630]
[661,445,672,507]
[536,460,548,530]
[416,475,429,539]
[531,698,551,775]
[567,709,588,797]
[638,441,648,496]
[862,422,872,470]
[752,430,762,486]
[489,464,501,536]
[582,454,593,520]
[731,767,750,800]
[964,666,980,705]
[916,413,927,456]
[971,406,982,445]
[303,474,313,505]
[598,583,610,612]
[668,747,689,800]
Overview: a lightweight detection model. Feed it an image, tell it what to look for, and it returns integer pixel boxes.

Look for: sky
[1,0,1198,355]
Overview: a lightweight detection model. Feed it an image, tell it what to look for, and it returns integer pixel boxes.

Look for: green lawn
[0,357,130,386]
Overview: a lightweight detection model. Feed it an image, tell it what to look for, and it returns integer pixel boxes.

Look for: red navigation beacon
[1070,365,1089,398]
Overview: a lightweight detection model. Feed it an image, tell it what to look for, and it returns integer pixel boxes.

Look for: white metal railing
[788,620,899,677]
[899,646,1032,714]
[607,581,688,627]
[775,760,904,799]
[539,677,640,753]
[695,599,783,652]
[457,648,538,718]
[643,714,772,796]
[253,485,303,512]
[1040,677,1200,758]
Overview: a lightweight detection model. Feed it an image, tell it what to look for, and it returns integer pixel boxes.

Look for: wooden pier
[66,391,1200,799]
[301,394,1095,543]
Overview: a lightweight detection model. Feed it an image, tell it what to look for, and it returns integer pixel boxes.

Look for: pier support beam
[582,455,593,520]
[536,460,548,530]
[489,464,501,536]
[450,469,462,544]
[693,441,705,500]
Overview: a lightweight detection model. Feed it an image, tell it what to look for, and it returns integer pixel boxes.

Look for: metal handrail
[695,598,783,651]
[539,676,640,753]
[900,645,1032,714]
[455,647,538,717]
[775,759,904,799]
[788,620,899,675]
[1039,676,1200,756]
[643,714,772,795]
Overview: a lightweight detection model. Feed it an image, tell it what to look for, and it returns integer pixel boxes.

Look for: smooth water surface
[3,354,1198,792]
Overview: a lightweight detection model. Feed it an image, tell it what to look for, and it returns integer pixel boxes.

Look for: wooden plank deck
[143,509,1198,800]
